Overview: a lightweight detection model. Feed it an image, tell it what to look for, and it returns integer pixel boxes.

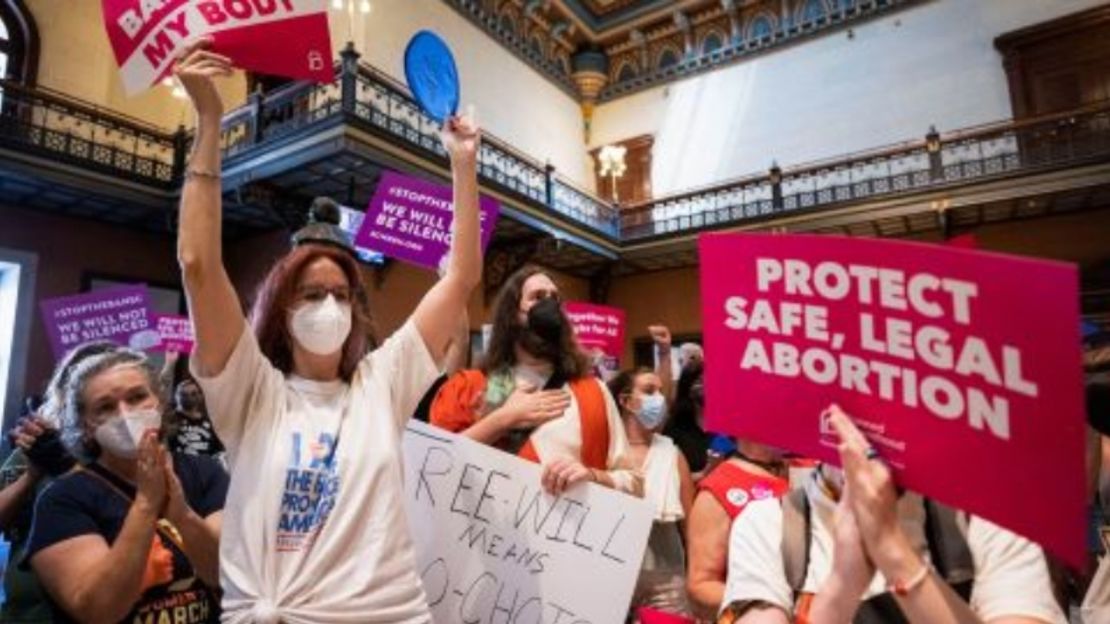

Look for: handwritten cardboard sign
[402,421,654,623]
[40,285,161,359]
[699,233,1086,566]
[101,0,333,94]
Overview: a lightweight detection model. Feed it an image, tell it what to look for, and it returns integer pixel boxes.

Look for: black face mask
[527,298,564,344]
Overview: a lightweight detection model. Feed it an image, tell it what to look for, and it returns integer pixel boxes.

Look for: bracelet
[889,563,930,596]
[185,167,221,180]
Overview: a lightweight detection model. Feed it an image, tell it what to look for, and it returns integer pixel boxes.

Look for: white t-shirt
[721,472,1067,623]
[525,375,642,495]
[643,434,684,523]
[193,320,439,623]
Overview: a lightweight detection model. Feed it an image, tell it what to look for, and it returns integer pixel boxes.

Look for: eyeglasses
[296,285,352,304]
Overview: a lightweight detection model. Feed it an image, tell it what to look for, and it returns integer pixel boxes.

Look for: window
[702,32,724,56]
[0,19,9,81]
[0,0,37,84]
[616,62,637,83]
[658,48,680,71]
[749,15,775,41]
[0,248,36,436]
[800,0,828,25]
[0,0,37,108]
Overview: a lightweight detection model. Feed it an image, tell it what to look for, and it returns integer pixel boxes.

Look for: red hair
[250,244,376,381]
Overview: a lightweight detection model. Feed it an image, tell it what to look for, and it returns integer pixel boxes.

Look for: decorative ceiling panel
[442,0,928,105]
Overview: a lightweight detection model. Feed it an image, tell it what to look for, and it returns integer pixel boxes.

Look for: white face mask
[289,295,352,356]
[94,408,162,459]
[634,392,668,430]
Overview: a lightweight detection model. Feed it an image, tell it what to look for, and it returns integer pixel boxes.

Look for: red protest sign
[699,233,1086,566]
[101,0,333,94]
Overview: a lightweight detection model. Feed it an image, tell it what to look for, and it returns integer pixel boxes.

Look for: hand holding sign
[541,456,593,495]
[440,112,480,167]
[173,37,232,118]
[102,0,333,95]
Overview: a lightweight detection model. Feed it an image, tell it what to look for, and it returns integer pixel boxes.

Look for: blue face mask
[635,393,667,430]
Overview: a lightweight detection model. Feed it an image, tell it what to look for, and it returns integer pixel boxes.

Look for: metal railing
[0,80,182,185]
[620,101,1110,240]
[2,70,1108,246]
[218,48,620,237]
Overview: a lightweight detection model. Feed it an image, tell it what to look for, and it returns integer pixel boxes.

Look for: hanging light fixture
[597,144,628,204]
[359,0,371,14]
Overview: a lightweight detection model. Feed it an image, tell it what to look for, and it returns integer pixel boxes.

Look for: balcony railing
[2,68,1108,246]
[620,101,1110,240]
[0,80,182,186]
[218,48,621,238]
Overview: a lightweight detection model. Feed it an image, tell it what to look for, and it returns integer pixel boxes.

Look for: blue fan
[404,30,460,124]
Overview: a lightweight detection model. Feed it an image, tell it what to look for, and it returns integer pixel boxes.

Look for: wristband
[185,167,221,180]
[889,563,930,596]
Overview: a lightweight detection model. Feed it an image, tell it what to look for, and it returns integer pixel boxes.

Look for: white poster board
[402,421,654,624]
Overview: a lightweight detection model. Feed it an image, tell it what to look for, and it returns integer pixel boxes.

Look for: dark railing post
[769,161,783,211]
[248,86,265,145]
[340,42,361,114]
[544,162,555,209]
[171,124,187,181]
[925,125,943,181]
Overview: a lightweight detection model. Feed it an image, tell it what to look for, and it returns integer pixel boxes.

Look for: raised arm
[410,117,483,364]
[648,325,675,403]
[174,39,244,377]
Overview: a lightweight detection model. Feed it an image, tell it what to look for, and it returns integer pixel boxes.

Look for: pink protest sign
[699,233,1086,566]
[101,0,333,95]
[155,315,195,353]
[565,302,625,363]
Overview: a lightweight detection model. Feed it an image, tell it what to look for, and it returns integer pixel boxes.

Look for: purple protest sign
[354,171,500,270]
[39,285,161,359]
[155,315,195,354]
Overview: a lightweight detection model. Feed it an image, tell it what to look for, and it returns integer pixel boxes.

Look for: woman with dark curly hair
[431,265,641,496]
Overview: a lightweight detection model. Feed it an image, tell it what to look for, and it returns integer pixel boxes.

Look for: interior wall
[23,0,593,188]
[0,206,181,398]
[590,0,1109,196]
[331,0,594,190]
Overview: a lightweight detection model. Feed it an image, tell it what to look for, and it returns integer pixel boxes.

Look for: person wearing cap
[174,38,482,623]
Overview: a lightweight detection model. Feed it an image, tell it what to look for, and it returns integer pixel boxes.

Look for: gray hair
[678,342,704,364]
[62,348,162,448]
[38,341,120,426]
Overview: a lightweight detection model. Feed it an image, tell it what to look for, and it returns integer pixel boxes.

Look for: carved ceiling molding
[441,0,929,104]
